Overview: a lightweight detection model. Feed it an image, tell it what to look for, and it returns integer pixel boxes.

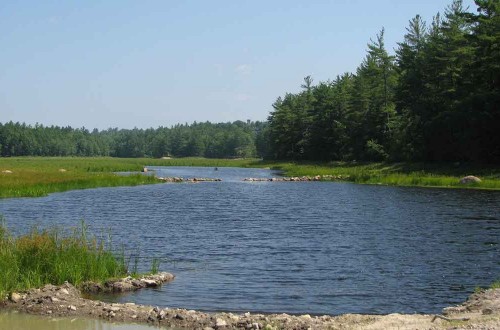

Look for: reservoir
[0,167,499,315]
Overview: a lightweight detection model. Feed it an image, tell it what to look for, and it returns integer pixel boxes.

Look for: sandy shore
[2,273,500,330]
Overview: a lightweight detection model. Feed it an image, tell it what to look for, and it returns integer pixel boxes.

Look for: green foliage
[265,0,500,164]
[0,1,498,167]
[0,220,127,298]
[0,121,265,159]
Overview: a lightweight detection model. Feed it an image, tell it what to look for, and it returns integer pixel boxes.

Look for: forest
[0,121,264,159]
[1,0,499,163]
[264,0,499,163]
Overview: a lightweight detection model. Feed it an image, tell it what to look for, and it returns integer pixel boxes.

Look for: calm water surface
[0,311,173,330]
[1,166,499,315]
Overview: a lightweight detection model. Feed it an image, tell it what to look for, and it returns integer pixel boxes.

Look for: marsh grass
[0,157,260,198]
[1,157,498,198]
[0,219,127,298]
[253,161,500,190]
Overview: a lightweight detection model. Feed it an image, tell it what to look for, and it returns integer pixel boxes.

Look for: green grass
[249,160,500,190]
[0,219,128,298]
[1,157,498,198]
[0,157,260,198]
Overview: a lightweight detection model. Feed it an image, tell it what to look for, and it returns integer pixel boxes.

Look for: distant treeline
[1,0,499,163]
[0,121,266,159]
[262,0,500,163]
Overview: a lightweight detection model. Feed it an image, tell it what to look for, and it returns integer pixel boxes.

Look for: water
[0,311,166,330]
[1,166,499,315]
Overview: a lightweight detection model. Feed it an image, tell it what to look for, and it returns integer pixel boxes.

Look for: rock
[131,314,138,319]
[482,308,493,315]
[68,305,77,311]
[215,318,227,328]
[9,292,22,303]
[1,170,13,174]
[112,281,134,292]
[109,311,115,318]
[58,169,67,172]
[459,175,481,184]
[142,167,148,173]
[142,279,158,287]
[59,288,69,295]
[104,306,121,312]
[50,297,60,303]
[131,279,145,288]
[175,314,185,320]
[81,282,103,293]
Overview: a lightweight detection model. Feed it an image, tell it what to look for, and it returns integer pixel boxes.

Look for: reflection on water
[1,167,499,315]
[0,311,163,330]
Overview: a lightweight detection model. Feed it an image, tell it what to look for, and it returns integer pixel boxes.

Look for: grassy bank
[0,220,127,298]
[251,161,500,190]
[0,157,259,198]
[1,157,499,198]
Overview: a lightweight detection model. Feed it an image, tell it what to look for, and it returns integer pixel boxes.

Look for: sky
[0,0,477,130]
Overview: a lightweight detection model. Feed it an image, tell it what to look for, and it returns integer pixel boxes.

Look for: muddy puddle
[0,310,176,330]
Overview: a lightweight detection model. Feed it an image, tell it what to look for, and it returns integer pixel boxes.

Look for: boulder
[112,281,134,292]
[215,318,227,328]
[9,292,22,303]
[459,175,481,184]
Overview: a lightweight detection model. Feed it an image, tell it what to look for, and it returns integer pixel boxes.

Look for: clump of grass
[150,258,161,274]
[0,219,127,298]
[491,280,500,289]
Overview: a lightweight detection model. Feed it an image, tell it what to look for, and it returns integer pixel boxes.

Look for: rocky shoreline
[154,175,349,183]
[2,273,500,330]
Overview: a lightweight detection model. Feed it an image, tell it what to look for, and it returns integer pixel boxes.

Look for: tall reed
[0,219,127,298]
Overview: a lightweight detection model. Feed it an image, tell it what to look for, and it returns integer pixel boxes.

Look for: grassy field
[0,157,258,198]
[0,219,127,298]
[0,157,499,199]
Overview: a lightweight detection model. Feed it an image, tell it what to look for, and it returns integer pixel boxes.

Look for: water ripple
[1,167,499,315]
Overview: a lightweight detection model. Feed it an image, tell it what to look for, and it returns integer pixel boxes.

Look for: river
[1,166,499,316]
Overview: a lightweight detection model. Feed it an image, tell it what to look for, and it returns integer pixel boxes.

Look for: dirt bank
[2,276,500,329]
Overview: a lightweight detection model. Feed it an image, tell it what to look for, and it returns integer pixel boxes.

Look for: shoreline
[1,157,499,199]
[2,276,500,330]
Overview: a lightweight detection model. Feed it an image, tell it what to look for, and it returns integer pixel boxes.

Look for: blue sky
[0,0,476,129]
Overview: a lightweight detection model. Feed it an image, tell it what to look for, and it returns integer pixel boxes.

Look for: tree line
[0,121,264,159]
[263,0,500,163]
[1,0,498,163]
